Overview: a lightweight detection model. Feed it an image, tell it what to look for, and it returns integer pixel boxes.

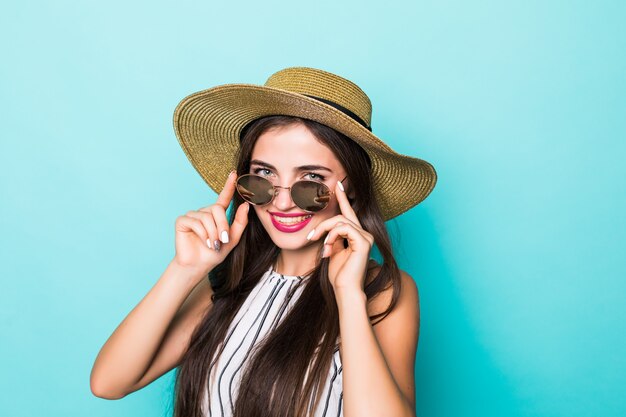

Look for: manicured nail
[306,229,315,240]
[213,240,221,251]
[220,230,229,243]
[337,180,344,192]
[206,238,212,249]
[323,234,329,244]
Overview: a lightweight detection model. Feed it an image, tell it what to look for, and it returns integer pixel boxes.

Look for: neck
[274,241,322,276]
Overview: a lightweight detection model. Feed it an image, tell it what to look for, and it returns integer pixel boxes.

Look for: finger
[185,210,218,249]
[177,215,210,245]
[211,204,231,244]
[322,222,370,257]
[335,179,361,227]
[228,202,250,245]
[215,170,238,210]
[306,215,359,242]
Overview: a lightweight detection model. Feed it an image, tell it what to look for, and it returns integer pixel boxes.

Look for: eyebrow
[250,159,333,173]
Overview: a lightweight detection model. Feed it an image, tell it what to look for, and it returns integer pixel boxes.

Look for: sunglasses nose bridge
[271,184,295,205]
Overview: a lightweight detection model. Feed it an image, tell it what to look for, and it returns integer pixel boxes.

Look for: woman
[90,67,437,417]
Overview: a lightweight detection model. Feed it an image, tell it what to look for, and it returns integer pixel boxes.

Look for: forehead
[250,123,341,171]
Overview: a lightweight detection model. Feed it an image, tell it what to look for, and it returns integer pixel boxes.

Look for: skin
[90,122,420,417]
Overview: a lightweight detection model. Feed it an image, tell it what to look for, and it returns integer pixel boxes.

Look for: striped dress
[201,264,344,417]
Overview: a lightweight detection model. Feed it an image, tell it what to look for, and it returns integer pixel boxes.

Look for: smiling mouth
[271,214,313,225]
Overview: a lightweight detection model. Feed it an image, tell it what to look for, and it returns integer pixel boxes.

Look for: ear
[347,192,356,207]
[344,180,356,201]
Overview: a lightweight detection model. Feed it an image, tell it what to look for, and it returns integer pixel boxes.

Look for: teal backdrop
[1,1,624,416]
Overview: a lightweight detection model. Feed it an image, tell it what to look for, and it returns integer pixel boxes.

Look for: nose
[272,184,297,211]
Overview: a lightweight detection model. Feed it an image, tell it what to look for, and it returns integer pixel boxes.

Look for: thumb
[229,202,250,244]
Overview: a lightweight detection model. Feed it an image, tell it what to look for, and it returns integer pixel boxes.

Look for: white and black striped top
[201,264,344,417]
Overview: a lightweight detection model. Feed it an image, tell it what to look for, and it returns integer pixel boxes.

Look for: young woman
[90,67,437,417]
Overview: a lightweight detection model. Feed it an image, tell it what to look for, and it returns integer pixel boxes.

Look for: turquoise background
[1,0,624,416]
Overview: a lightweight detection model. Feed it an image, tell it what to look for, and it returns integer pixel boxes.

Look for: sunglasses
[235,173,348,213]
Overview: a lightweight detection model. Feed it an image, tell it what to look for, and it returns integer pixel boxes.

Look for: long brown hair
[173,115,402,417]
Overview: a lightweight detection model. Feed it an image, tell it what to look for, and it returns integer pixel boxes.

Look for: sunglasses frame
[235,173,348,213]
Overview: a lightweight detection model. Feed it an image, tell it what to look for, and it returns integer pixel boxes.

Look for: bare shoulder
[366,262,419,321]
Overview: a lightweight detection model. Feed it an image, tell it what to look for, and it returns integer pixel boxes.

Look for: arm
[89,259,214,399]
[336,270,419,417]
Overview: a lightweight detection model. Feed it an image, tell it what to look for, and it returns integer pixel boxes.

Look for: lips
[268,212,313,233]
[271,214,312,224]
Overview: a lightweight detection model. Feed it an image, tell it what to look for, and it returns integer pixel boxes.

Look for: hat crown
[265,67,372,129]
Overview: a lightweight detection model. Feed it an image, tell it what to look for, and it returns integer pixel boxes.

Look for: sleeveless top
[201,265,344,417]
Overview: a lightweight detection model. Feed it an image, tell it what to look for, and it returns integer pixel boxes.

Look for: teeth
[273,214,312,225]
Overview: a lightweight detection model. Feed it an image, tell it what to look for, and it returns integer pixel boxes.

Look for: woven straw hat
[173,66,437,221]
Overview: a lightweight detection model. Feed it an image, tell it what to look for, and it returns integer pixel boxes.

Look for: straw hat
[172,66,437,221]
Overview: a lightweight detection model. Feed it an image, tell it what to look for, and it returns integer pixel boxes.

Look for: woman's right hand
[172,170,250,277]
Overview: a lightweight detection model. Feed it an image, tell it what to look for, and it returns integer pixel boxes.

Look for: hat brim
[173,84,437,221]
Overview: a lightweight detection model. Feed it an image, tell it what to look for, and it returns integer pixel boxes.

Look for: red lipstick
[268,211,310,217]
[268,211,313,233]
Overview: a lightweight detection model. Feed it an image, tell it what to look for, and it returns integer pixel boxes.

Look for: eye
[304,172,326,181]
[253,168,273,177]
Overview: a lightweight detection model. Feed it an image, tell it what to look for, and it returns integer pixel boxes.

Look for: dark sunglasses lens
[236,175,274,205]
[292,181,331,212]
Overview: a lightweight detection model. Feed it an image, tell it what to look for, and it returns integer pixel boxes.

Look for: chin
[263,227,311,250]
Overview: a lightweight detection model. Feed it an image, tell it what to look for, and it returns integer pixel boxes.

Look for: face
[247,123,348,251]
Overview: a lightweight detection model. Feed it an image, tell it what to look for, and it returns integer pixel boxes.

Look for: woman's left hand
[306,179,374,294]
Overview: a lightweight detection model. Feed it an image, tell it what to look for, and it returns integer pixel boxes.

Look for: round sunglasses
[235,173,348,213]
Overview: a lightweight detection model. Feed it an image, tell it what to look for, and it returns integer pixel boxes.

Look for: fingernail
[221,230,229,243]
[214,240,221,251]
[306,229,315,240]
[206,238,212,249]
[337,180,344,192]
[323,234,329,244]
